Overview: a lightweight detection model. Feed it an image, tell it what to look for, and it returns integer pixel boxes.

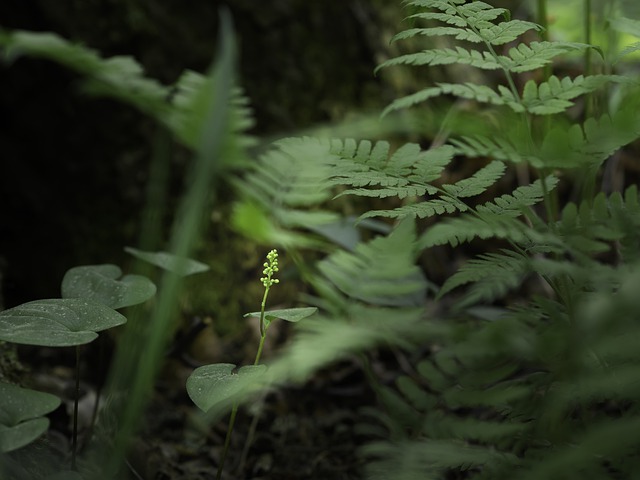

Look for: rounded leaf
[0,299,127,346]
[186,363,267,415]
[124,247,210,276]
[61,264,156,309]
[0,382,61,452]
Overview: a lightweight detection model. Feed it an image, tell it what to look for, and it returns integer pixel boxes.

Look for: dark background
[0,1,397,310]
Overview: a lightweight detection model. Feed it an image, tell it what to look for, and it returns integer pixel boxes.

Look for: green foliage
[0,382,61,453]
[0,299,127,347]
[0,28,255,159]
[227,1,640,478]
[3,0,640,479]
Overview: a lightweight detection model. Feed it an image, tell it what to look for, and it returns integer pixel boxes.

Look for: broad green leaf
[244,307,318,327]
[186,363,267,418]
[0,299,126,346]
[124,247,209,276]
[61,264,156,309]
[0,382,61,453]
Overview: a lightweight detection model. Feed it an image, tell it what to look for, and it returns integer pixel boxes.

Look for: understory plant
[3,1,640,479]
[186,248,316,479]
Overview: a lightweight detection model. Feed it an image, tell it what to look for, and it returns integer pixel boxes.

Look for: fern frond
[377,47,501,71]
[419,213,538,248]
[232,137,343,247]
[521,74,633,115]
[328,142,455,199]
[360,198,467,220]
[424,415,528,442]
[418,176,558,248]
[395,1,540,46]
[392,26,483,43]
[449,134,537,165]
[317,220,429,307]
[442,160,506,197]
[501,41,592,73]
[538,95,640,168]
[438,249,528,303]
[362,438,518,479]
[379,41,590,75]
[0,29,255,152]
[358,160,506,221]
[477,176,559,215]
[383,82,521,117]
[549,186,640,261]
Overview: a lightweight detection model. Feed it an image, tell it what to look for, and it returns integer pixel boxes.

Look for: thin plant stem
[584,0,594,117]
[217,250,278,478]
[216,404,239,480]
[71,345,81,470]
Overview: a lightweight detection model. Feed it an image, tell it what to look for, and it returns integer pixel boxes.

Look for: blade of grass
[99,8,237,475]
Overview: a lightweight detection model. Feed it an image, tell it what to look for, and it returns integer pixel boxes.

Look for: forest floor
[8,327,385,480]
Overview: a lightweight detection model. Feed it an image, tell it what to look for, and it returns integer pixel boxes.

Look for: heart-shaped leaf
[0,299,127,346]
[124,247,210,276]
[61,264,156,309]
[186,363,267,417]
[244,307,317,327]
[0,382,61,453]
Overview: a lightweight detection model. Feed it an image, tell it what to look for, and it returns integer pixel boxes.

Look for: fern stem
[536,0,549,42]
[537,0,552,82]
[584,0,594,117]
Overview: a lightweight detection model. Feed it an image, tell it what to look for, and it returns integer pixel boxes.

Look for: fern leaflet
[438,249,528,305]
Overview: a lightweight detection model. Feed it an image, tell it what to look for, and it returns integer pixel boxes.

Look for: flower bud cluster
[260,249,280,288]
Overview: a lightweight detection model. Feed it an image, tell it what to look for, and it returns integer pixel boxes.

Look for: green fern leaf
[521,74,633,115]
[363,439,518,477]
[419,213,535,248]
[392,26,482,43]
[0,29,256,152]
[317,219,429,307]
[449,134,537,165]
[457,2,508,22]
[419,176,558,248]
[478,176,559,215]
[329,142,454,199]
[383,83,521,117]
[360,198,467,220]
[477,20,542,45]
[377,47,501,71]
[357,160,504,220]
[539,96,640,168]
[408,12,470,27]
[501,41,592,73]
[396,375,438,411]
[425,416,528,442]
[380,42,587,75]
[442,160,506,197]
[438,249,527,300]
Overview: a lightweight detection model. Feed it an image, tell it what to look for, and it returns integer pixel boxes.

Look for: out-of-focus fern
[0,29,255,158]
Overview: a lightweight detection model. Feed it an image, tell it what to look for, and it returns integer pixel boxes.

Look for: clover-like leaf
[124,247,210,276]
[0,299,127,346]
[0,382,61,453]
[186,363,267,418]
[243,307,318,328]
[61,264,156,309]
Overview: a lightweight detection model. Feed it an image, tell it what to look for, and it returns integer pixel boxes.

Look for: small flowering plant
[186,249,317,478]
